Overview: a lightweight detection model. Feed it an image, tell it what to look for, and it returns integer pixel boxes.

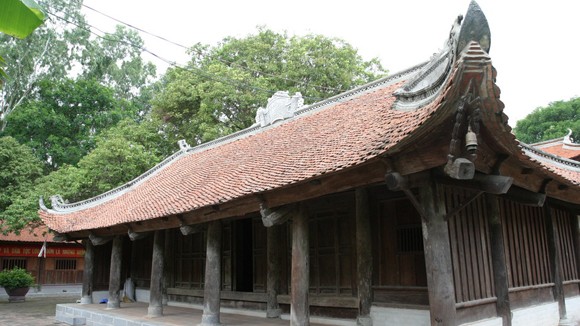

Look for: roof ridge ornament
[255,91,304,127]
[393,1,490,111]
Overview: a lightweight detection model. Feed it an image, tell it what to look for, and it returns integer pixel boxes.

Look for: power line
[45,10,325,102]
[80,3,345,94]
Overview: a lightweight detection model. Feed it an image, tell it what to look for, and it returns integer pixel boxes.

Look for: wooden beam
[80,240,94,304]
[266,224,282,318]
[147,230,165,317]
[200,220,222,325]
[485,194,511,326]
[419,181,457,325]
[437,173,513,195]
[107,235,123,309]
[291,205,309,326]
[544,205,572,324]
[355,188,372,326]
[503,186,546,207]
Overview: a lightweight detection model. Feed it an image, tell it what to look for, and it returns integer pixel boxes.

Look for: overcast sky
[81,0,580,125]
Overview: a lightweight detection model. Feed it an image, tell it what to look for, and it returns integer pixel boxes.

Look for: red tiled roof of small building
[0,225,56,243]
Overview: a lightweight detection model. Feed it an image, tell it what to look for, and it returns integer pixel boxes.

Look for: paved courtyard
[0,295,77,326]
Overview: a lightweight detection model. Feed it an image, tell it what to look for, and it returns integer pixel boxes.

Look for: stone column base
[80,295,93,304]
[198,312,220,326]
[147,305,163,318]
[357,315,373,326]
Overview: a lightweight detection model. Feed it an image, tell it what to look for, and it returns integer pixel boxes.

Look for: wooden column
[147,230,165,317]
[291,206,309,326]
[200,221,222,326]
[574,214,580,293]
[356,188,373,326]
[107,235,123,309]
[418,182,456,326]
[544,205,571,325]
[485,194,511,326]
[266,224,282,318]
[163,228,173,305]
[80,240,94,304]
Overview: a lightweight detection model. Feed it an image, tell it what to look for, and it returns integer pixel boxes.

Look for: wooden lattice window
[397,225,423,253]
[55,259,77,270]
[2,258,27,270]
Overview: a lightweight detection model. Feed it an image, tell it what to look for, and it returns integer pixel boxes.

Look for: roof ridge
[520,141,580,171]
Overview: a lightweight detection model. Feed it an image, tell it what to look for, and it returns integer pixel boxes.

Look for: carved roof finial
[457,1,491,56]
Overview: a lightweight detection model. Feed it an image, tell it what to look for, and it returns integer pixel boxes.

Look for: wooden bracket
[504,187,546,207]
[126,224,150,241]
[89,232,113,246]
[260,203,294,227]
[177,215,207,235]
[52,231,70,242]
[385,172,427,220]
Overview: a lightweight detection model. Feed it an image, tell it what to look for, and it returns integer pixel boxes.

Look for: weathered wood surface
[266,224,282,318]
[81,240,94,304]
[544,206,569,322]
[486,194,511,326]
[418,182,457,326]
[147,230,165,317]
[355,188,372,325]
[201,221,222,325]
[291,206,309,326]
[107,236,123,309]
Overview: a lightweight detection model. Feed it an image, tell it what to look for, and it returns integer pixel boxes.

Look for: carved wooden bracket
[444,79,482,180]
[177,215,207,235]
[260,203,295,227]
[126,225,150,241]
[89,232,113,246]
[52,231,70,242]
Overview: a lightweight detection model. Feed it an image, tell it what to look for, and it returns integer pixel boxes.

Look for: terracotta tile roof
[0,225,56,243]
[535,143,580,161]
[39,74,444,233]
[520,142,580,186]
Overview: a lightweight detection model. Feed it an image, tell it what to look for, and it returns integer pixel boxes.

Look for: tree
[0,137,43,214]
[2,78,136,169]
[0,117,176,233]
[0,0,156,131]
[152,28,387,143]
[0,0,45,85]
[514,97,580,144]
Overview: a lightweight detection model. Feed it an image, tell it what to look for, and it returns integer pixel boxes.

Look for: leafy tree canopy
[2,77,138,169]
[0,117,176,233]
[0,0,155,131]
[514,97,580,144]
[0,136,43,213]
[152,27,387,143]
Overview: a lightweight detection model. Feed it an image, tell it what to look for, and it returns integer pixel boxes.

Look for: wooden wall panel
[499,198,551,288]
[445,187,494,304]
[173,229,205,289]
[552,207,579,282]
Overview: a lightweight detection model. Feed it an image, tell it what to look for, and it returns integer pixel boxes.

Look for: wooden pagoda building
[39,2,580,325]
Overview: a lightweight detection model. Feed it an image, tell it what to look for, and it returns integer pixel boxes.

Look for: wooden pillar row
[485,194,511,326]
[355,188,373,326]
[290,205,309,326]
[418,182,457,326]
[80,240,94,304]
[200,220,222,326]
[147,230,165,317]
[107,235,123,309]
